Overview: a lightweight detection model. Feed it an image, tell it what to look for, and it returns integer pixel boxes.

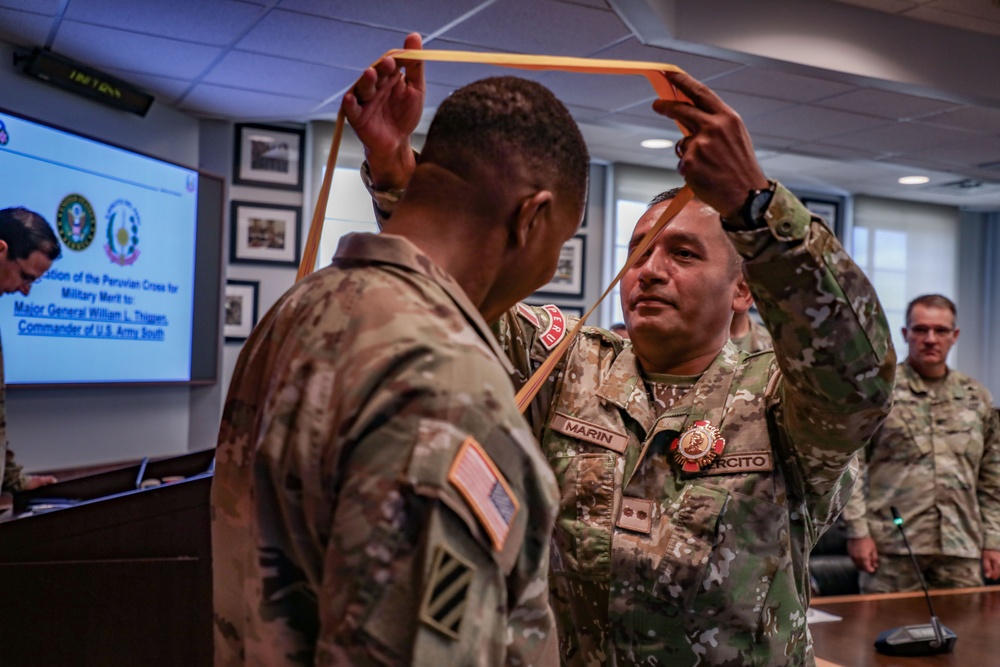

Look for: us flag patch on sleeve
[448,436,520,551]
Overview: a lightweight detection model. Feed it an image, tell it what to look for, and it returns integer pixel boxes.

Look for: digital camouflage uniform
[212,233,560,666]
[843,359,1000,591]
[0,331,30,492]
[370,179,894,666]
[731,315,772,354]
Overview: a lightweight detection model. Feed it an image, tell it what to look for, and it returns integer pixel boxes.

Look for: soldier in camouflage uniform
[0,207,60,493]
[357,51,894,666]
[844,294,1000,592]
[729,306,772,353]
[211,69,591,666]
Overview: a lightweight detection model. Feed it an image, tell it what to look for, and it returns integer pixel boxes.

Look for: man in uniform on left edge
[211,35,590,667]
[0,207,60,493]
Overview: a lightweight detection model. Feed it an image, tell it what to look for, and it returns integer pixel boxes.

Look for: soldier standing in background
[354,34,895,666]
[729,303,772,353]
[211,55,591,666]
[844,294,1000,591]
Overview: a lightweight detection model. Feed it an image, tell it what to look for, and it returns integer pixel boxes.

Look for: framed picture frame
[229,201,302,267]
[800,196,843,237]
[534,235,586,298]
[233,123,305,190]
[557,305,584,319]
[224,280,259,343]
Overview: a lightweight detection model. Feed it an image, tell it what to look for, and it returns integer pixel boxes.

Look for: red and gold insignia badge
[670,420,726,472]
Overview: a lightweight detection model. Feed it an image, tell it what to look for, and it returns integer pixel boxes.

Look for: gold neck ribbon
[298,49,696,413]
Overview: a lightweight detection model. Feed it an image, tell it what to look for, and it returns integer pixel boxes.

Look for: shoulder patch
[419,544,474,640]
[515,302,540,328]
[448,437,520,551]
[538,304,567,350]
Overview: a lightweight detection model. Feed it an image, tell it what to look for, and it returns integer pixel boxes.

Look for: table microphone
[873,506,957,656]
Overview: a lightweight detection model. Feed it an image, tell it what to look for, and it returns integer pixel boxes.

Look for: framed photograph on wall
[233,123,305,190]
[557,305,584,319]
[534,235,586,298]
[801,196,843,237]
[230,201,301,267]
[224,280,259,343]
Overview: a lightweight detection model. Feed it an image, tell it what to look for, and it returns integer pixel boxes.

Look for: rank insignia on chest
[671,420,726,472]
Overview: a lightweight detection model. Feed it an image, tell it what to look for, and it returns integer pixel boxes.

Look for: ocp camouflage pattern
[0,332,29,492]
[843,360,1000,565]
[212,233,559,666]
[731,316,773,354]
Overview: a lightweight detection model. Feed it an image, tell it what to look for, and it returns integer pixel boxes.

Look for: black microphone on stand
[873,506,957,656]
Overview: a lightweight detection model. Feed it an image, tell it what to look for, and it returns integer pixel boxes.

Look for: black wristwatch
[741,180,777,228]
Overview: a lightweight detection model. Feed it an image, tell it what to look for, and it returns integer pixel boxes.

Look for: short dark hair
[906,294,956,326]
[0,207,61,261]
[422,76,589,209]
[645,188,741,279]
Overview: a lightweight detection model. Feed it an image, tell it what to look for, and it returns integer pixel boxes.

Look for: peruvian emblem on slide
[56,194,97,251]
[104,199,141,266]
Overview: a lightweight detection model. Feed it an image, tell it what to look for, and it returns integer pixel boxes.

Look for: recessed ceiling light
[641,138,674,149]
[898,175,930,185]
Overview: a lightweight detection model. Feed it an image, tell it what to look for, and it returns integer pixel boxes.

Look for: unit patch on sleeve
[515,302,540,328]
[538,304,567,350]
[419,544,475,640]
[448,436,520,551]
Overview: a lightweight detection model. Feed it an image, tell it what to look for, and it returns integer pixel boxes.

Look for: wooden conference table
[811,586,1000,667]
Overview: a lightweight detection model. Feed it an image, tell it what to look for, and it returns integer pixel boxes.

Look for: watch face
[744,188,774,226]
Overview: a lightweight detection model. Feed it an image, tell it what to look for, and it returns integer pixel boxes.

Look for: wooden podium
[0,449,215,667]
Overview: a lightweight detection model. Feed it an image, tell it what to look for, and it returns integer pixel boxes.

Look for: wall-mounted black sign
[17,48,155,117]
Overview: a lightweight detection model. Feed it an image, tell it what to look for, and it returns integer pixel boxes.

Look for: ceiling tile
[203,50,356,99]
[275,0,489,33]
[710,91,795,120]
[744,105,891,142]
[828,0,920,11]
[417,40,537,90]
[63,0,266,45]
[824,120,979,153]
[236,10,404,69]
[816,88,961,120]
[910,135,1000,168]
[533,68,657,112]
[0,0,62,14]
[794,142,893,161]
[590,37,744,80]
[0,9,53,46]
[908,4,1000,35]
[709,67,857,103]
[52,21,222,78]
[916,106,1000,133]
[442,0,629,56]
[179,83,317,120]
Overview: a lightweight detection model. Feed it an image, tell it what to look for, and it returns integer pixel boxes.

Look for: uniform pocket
[548,452,615,578]
[941,422,979,459]
[650,485,784,631]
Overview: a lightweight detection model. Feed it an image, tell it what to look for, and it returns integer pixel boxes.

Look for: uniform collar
[901,359,962,399]
[334,233,515,375]
[596,340,742,435]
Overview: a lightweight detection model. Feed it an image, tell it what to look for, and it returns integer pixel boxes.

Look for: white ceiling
[2,0,1000,208]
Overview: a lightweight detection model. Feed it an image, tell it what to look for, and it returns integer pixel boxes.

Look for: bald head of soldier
[383,76,589,322]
